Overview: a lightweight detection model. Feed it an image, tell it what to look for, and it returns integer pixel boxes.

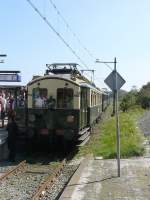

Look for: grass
[76,106,145,159]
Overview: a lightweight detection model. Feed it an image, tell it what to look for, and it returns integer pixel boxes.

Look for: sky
[0,0,150,91]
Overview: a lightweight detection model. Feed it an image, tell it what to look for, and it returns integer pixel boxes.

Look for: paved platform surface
[59,158,150,200]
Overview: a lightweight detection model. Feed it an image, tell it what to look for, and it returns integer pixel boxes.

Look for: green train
[16,63,109,150]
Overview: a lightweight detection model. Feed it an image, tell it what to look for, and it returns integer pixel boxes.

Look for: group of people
[0,92,17,162]
[0,89,26,127]
[0,93,14,128]
[34,95,56,109]
[0,89,26,162]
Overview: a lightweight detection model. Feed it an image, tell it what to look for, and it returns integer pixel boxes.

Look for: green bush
[137,82,150,109]
[120,91,138,112]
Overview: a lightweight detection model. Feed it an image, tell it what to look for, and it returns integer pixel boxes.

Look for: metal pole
[114,57,120,177]
[96,57,121,176]
[112,58,116,116]
[112,91,115,116]
[92,70,94,83]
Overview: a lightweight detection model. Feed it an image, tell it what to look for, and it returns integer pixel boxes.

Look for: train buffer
[59,157,150,200]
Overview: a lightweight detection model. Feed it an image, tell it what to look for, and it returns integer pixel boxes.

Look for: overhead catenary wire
[48,0,114,72]
[48,0,113,74]
[103,63,113,71]
[25,0,107,86]
[48,0,112,76]
[48,0,95,60]
[26,0,89,70]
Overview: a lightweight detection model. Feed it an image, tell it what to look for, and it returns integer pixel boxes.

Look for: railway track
[31,159,66,200]
[38,159,80,200]
[0,156,80,200]
[0,160,27,181]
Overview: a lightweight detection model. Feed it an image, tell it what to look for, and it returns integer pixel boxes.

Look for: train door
[80,87,88,129]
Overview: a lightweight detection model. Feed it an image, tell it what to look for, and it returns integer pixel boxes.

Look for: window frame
[32,87,48,108]
[57,88,74,109]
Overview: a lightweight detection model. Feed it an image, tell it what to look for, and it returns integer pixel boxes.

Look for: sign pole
[112,59,116,116]
[97,57,125,177]
[114,57,121,177]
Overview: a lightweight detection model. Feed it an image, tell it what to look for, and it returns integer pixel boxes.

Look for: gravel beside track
[40,160,80,200]
[0,164,16,173]
[0,162,60,200]
[0,162,17,178]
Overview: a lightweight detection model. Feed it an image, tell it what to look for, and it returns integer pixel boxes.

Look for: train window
[96,94,97,105]
[91,93,93,107]
[91,92,95,106]
[32,88,48,108]
[57,88,73,109]
[93,93,94,106]
[81,89,87,108]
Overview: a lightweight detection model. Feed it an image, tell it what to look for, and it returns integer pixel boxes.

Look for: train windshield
[32,88,48,108]
[57,88,73,109]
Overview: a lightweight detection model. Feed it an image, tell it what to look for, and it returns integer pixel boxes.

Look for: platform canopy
[0,70,21,82]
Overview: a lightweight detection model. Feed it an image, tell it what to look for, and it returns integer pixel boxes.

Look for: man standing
[7,111,18,162]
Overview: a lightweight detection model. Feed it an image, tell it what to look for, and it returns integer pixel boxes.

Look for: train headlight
[67,115,74,123]
[28,114,36,122]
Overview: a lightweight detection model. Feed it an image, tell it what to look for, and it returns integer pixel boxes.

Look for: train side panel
[87,88,103,125]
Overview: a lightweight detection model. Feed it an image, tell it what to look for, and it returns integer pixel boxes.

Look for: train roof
[80,82,102,93]
[28,74,80,86]
[28,63,101,91]
[28,74,102,93]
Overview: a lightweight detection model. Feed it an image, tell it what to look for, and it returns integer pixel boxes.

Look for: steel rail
[0,160,26,181]
[31,159,66,200]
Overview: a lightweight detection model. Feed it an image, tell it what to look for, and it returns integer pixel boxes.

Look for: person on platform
[0,95,6,128]
[7,111,18,162]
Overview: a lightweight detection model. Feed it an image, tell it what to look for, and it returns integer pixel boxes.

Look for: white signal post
[114,57,120,177]
[96,57,125,177]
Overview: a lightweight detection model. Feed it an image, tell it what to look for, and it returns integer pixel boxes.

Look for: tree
[120,90,138,112]
[137,82,150,109]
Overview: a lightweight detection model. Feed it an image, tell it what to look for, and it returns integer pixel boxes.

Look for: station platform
[59,157,150,200]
